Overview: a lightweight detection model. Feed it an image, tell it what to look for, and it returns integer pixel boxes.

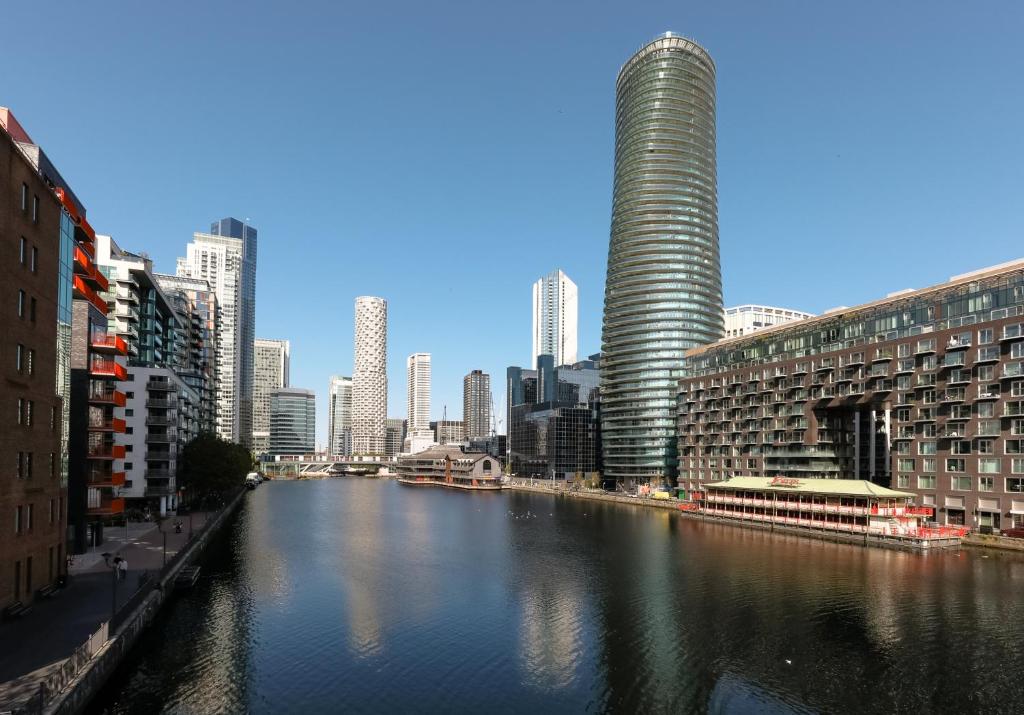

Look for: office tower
[385,418,407,457]
[95,234,204,516]
[677,258,1024,532]
[269,388,316,455]
[723,305,814,338]
[156,273,220,433]
[431,420,465,445]
[406,353,431,432]
[352,296,387,454]
[601,33,723,485]
[253,339,290,455]
[176,217,257,448]
[0,108,75,604]
[532,270,578,369]
[328,375,353,456]
[463,370,491,440]
[508,356,601,480]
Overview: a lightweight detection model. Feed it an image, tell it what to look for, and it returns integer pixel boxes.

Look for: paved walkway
[0,512,210,710]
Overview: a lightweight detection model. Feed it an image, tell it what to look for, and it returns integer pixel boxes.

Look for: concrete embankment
[46,489,246,715]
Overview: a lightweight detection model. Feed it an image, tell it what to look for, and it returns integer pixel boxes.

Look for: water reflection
[91,480,1024,714]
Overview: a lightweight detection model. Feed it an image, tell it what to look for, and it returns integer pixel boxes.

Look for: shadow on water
[89,480,1024,714]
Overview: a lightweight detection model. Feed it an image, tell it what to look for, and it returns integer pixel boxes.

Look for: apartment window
[27,349,33,376]
[947,458,966,473]
[1013,381,1024,398]
[15,506,23,534]
[951,476,972,491]
[979,476,994,492]
[30,247,37,273]
[16,452,24,479]
[977,364,995,381]
[49,453,55,478]
[923,458,937,473]
[895,441,910,455]
[1006,440,1023,455]
[896,475,910,488]
[1013,420,1024,436]
[978,439,994,455]
[978,328,994,345]
[19,237,26,264]
[918,441,936,455]
[25,453,32,479]
[26,504,33,531]
[29,297,36,323]
[16,344,24,372]
[50,406,57,432]
[952,441,971,455]
[895,408,910,422]
[17,290,25,318]
[898,343,911,358]
[922,356,938,371]
[978,420,1000,437]
[20,183,27,211]
[898,458,915,472]
[32,195,38,222]
[978,348,999,364]
[1013,459,1024,475]
[17,398,24,425]
[979,458,1000,474]
[1014,343,1024,360]
[1008,477,1024,492]
[124,462,133,470]
[923,423,937,438]
[49,499,55,524]
[922,389,936,404]
[918,475,937,490]
[25,401,33,427]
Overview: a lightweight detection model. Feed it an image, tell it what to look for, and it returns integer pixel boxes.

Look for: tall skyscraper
[327,375,353,456]
[253,339,290,455]
[532,270,578,369]
[601,33,723,485]
[406,353,431,433]
[352,296,387,454]
[176,218,257,448]
[463,369,491,440]
[268,388,315,455]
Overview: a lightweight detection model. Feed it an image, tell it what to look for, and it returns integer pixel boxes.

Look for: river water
[90,479,1024,713]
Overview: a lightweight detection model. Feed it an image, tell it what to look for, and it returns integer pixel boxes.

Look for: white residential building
[176,218,257,448]
[406,353,431,432]
[352,296,387,454]
[532,269,578,368]
[328,375,353,456]
[723,305,814,338]
[253,339,290,455]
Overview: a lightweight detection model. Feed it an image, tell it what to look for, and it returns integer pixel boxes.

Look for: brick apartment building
[678,260,1024,532]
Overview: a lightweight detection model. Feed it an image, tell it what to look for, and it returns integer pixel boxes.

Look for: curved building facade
[352,296,388,454]
[601,33,724,484]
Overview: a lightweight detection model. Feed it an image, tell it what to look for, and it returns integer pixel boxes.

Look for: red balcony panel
[87,497,125,517]
[78,216,96,243]
[90,334,128,355]
[72,244,106,290]
[88,388,127,406]
[74,275,109,315]
[112,445,126,459]
[90,356,127,381]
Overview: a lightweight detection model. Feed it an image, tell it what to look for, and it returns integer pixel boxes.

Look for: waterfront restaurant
[395,446,503,491]
[698,476,967,548]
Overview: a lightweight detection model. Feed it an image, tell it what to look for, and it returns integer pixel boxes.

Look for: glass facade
[601,33,723,484]
[56,212,74,488]
[509,401,600,479]
[269,389,316,455]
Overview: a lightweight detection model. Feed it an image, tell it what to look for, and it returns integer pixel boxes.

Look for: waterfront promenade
[0,512,210,712]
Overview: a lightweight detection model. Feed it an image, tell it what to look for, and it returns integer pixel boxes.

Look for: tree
[179,432,253,503]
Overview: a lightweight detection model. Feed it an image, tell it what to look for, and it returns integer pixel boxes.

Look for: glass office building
[269,388,316,455]
[601,33,724,485]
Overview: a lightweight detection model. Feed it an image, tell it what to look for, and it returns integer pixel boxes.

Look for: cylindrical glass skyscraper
[601,33,724,485]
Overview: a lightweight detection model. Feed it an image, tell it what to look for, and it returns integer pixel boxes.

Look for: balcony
[1001,324,1023,341]
[88,416,127,433]
[147,379,178,392]
[940,390,966,403]
[145,431,176,444]
[1006,403,1024,417]
[895,359,916,374]
[976,347,1001,364]
[87,470,126,488]
[73,244,109,292]
[939,428,965,439]
[145,484,175,498]
[87,497,126,517]
[145,415,174,426]
[1002,363,1024,379]
[945,337,970,350]
[873,349,894,362]
[73,275,109,315]
[90,333,129,355]
[146,449,173,461]
[977,389,999,400]
[89,387,127,406]
[90,356,127,381]
[87,444,126,460]
[145,398,175,409]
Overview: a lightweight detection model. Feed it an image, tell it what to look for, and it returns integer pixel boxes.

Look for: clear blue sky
[4,1,1023,446]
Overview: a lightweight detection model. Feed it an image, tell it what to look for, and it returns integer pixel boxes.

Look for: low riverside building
[697,477,963,548]
[678,259,1024,534]
[395,446,502,490]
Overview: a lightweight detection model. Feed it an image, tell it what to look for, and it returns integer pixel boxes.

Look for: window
[1013,381,1024,397]
[25,453,32,479]
[918,475,936,489]
[977,402,995,417]
[979,328,994,345]
[32,195,38,222]
[979,458,1000,474]
[19,237,26,264]
[29,297,36,323]
[951,476,972,491]
[1007,477,1024,493]
[898,458,915,472]
[25,401,33,427]
[17,290,25,318]
[947,458,966,472]
[1015,458,1024,475]
[978,420,1000,437]
[16,344,23,373]
[27,349,33,376]
[923,458,937,473]
[978,347,999,363]
[979,476,994,492]
[49,499,54,524]
[896,475,910,488]
[923,423,937,438]
[15,506,22,534]
[918,441,936,455]
[895,408,910,422]
[978,439,994,455]
[952,441,971,455]
[30,246,37,273]
[895,441,910,455]
[17,398,23,425]
[1013,419,1024,436]
[898,343,911,358]
[977,364,995,381]
[1006,440,1024,455]
[49,453,55,478]
[20,183,27,211]
[26,504,33,531]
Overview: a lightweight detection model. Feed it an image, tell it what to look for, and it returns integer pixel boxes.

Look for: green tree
[179,432,253,503]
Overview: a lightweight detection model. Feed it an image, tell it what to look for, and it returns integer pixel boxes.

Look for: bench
[37,583,59,599]
[3,601,33,621]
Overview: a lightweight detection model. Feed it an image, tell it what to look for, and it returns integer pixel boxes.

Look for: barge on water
[689,476,967,549]
[395,446,503,491]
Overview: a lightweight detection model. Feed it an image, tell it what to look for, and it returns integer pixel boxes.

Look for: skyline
[3,1,1023,444]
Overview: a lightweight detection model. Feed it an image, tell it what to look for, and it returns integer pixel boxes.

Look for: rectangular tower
[463,369,491,440]
[532,269,578,369]
[253,339,290,455]
[328,375,353,456]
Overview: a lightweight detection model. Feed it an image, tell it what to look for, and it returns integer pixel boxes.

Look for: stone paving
[0,512,210,710]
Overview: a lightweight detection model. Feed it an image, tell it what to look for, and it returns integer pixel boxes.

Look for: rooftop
[704,477,916,499]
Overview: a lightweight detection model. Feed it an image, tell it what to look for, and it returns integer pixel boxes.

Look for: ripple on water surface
[90,480,1024,714]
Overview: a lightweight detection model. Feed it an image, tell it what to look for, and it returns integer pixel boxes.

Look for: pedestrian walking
[118,557,128,580]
